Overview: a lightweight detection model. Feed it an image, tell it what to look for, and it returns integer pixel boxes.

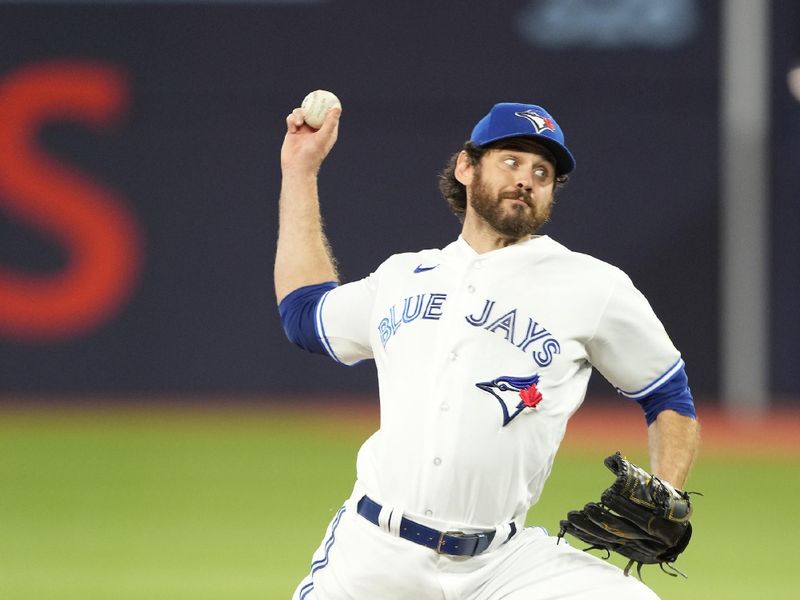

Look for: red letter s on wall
[0,61,143,342]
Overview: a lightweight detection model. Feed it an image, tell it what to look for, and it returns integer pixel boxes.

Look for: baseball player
[276,100,699,599]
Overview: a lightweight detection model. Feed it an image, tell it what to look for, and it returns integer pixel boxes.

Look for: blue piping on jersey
[623,363,697,425]
[315,288,343,363]
[278,281,338,358]
[616,358,684,399]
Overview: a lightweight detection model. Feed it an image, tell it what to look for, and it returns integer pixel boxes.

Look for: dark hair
[437,139,569,222]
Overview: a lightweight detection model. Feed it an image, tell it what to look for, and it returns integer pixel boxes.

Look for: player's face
[467,149,556,238]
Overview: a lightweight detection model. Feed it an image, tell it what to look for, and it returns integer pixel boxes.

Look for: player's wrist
[281,166,321,183]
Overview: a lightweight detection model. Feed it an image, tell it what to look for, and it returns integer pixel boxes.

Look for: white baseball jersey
[316,234,681,532]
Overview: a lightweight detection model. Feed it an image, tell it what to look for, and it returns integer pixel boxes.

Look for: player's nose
[516,180,533,192]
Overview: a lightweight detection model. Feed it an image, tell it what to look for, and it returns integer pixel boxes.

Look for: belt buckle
[435,530,465,554]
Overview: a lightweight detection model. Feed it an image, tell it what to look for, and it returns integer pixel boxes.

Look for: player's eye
[533,167,553,182]
[503,157,518,168]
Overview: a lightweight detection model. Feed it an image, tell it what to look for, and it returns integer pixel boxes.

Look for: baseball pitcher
[276,99,699,599]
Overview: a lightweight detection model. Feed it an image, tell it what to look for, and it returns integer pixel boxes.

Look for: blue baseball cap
[470,103,576,175]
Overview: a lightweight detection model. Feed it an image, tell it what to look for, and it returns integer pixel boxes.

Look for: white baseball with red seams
[301,89,341,128]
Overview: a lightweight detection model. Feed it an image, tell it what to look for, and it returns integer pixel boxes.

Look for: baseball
[300,89,341,129]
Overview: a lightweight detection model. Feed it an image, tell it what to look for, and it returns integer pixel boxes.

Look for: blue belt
[356,495,515,557]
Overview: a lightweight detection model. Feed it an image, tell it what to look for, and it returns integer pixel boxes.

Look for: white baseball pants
[292,497,660,600]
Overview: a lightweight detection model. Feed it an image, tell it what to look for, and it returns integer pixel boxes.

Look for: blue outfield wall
[0,1,796,398]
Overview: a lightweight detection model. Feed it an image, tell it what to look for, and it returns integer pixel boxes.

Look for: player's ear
[454,151,475,186]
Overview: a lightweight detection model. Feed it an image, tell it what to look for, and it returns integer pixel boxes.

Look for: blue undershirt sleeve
[278,281,339,355]
[635,365,697,425]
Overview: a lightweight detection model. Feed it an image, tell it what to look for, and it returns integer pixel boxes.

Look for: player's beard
[467,168,554,238]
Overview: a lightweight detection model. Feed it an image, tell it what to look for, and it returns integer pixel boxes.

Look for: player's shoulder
[540,236,632,283]
[373,244,449,274]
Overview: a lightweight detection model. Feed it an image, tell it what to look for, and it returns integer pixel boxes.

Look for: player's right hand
[280,106,341,175]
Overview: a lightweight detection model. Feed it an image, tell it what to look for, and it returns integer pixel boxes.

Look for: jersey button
[433,457,442,466]
[448,352,458,361]
[466,284,475,293]
[425,509,433,517]
[440,403,450,412]
[473,261,483,269]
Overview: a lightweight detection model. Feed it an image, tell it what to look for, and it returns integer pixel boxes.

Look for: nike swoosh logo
[414,264,439,273]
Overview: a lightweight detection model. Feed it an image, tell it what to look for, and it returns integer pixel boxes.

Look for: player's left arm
[647,409,699,488]
[634,363,699,488]
[586,270,700,489]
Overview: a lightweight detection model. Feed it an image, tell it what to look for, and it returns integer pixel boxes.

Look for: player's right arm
[274,104,374,364]
[274,106,342,303]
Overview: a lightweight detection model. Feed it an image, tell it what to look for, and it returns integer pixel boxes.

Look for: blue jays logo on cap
[514,109,556,134]
[470,102,576,176]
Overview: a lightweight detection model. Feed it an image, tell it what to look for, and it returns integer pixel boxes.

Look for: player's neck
[460,220,531,254]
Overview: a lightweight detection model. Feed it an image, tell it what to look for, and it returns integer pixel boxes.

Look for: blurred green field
[1,405,797,599]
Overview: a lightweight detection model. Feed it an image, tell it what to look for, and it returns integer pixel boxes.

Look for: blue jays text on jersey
[378,293,561,367]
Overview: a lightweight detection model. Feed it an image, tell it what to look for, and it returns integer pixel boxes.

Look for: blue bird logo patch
[476,373,543,427]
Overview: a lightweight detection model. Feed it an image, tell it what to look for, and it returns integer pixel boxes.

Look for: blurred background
[1,1,798,599]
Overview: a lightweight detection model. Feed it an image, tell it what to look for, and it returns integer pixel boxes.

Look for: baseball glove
[558,452,694,579]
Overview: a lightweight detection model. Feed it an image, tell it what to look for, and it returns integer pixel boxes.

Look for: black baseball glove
[558,452,694,579]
